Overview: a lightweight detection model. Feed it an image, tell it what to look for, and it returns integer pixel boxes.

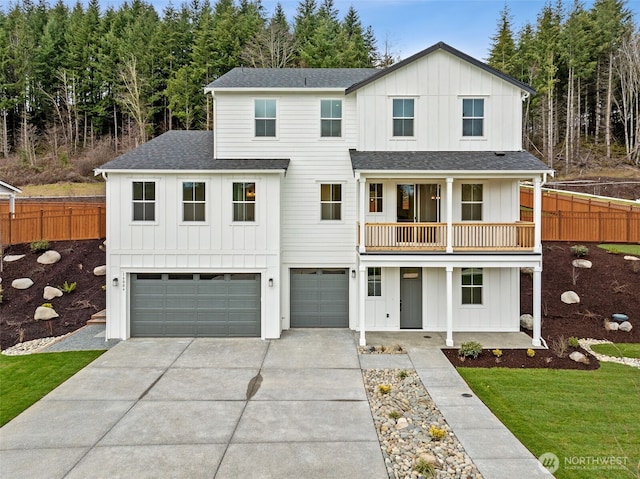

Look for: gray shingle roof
[349,150,551,173]
[207,68,377,89]
[97,131,289,171]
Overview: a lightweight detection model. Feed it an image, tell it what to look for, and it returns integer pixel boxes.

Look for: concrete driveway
[0,330,387,479]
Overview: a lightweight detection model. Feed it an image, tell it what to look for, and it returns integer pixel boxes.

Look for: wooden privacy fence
[0,203,106,245]
[520,186,640,213]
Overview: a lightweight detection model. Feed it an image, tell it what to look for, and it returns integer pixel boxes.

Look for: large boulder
[569,351,589,364]
[520,314,534,330]
[619,321,633,332]
[43,286,63,300]
[561,291,580,304]
[12,278,34,290]
[571,259,592,269]
[93,265,106,276]
[37,250,61,265]
[34,306,59,321]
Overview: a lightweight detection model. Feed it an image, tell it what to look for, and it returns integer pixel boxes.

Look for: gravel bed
[362,368,482,479]
[1,333,71,356]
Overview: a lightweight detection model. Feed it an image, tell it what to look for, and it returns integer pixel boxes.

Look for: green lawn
[591,343,640,359]
[598,244,640,256]
[458,363,640,479]
[0,350,104,427]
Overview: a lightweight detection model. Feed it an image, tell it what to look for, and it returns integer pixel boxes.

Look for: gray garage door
[131,273,260,337]
[290,268,349,328]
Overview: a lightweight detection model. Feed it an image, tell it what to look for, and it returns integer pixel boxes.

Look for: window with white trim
[367,267,381,296]
[461,184,483,221]
[132,181,155,221]
[392,98,414,137]
[255,99,276,137]
[369,183,383,212]
[182,181,205,222]
[321,99,342,137]
[461,268,483,305]
[320,184,341,220]
[233,182,255,221]
[462,98,484,137]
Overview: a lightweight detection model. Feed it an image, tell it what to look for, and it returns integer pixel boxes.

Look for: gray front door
[290,268,349,327]
[400,268,422,329]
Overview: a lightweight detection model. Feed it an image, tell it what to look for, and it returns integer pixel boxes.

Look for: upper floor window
[233,182,255,221]
[461,268,483,305]
[392,98,414,137]
[132,181,155,221]
[182,181,205,222]
[369,183,383,212]
[320,183,341,220]
[368,267,381,296]
[461,184,483,221]
[321,99,342,137]
[255,99,276,137]
[462,98,484,137]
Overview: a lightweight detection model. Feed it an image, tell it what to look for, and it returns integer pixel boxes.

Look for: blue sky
[66,0,640,61]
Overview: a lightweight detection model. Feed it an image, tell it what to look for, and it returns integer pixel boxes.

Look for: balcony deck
[359,222,535,252]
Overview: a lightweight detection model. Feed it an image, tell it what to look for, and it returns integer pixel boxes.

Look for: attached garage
[130,273,261,337]
[290,268,349,328]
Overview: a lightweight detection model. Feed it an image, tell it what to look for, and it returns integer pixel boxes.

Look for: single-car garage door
[131,273,260,337]
[290,268,349,327]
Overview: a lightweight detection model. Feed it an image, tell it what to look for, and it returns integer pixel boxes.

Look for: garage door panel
[131,273,260,337]
[290,269,348,328]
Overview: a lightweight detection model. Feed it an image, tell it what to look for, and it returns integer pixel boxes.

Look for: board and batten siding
[355,49,524,152]
[104,172,283,340]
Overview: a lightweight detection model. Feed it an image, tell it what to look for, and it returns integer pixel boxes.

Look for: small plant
[41,303,53,308]
[378,384,392,394]
[610,280,629,294]
[30,240,50,253]
[458,341,483,359]
[492,348,503,358]
[397,370,409,379]
[631,261,640,274]
[414,458,436,477]
[379,344,386,352]
[59,281,77,293]
[527,348,536,358]
[428,424,447,440]
[551,336,568,358]
[568,336,580,348]
[570,266,580,286]
[571,244,589,257]
[388,410,402,420]
[101,284,107,291]
[0,284,3,304]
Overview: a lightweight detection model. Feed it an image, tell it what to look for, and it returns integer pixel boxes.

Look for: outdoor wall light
[268,278,274,287]
[112,277,118,287]
[351,269,356,278]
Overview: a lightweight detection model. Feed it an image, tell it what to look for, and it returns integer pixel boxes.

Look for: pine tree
[487,5,517,76]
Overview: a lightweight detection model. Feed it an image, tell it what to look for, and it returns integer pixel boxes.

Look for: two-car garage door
[130,273,261,337]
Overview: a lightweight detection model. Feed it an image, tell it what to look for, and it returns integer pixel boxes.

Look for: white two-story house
[97,42,552,347]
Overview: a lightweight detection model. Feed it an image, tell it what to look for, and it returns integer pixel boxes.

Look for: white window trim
[232,181,257,223]
[367,266,382,297]
[180,180,208,224]
[460,268,484,307]
[130,179,159,225]
[461,97,487,139]
[254,98,278,139]
[391,97,416,138]
[460,183,484,222]
[320,99,343,139]
[319,182,344,222]
[368,183,384,214]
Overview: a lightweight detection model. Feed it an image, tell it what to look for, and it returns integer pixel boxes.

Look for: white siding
[356,49,524,152]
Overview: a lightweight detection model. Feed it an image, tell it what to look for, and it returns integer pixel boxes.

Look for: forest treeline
[0,0,639,185]
[487,0,640,170]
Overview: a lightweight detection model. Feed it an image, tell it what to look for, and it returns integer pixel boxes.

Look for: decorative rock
[34,306,59,321]
[569,351,589,364]
[619,321,633,332]
[561,291,580,304]
[37,250,61,264]
[43,286,63,300]
[612,313,629,322]
[624,255,639,261]
[11,278,34,290]
[572,259,592,269]
[395,417,409,429]
[93,265,106,276]
[520,314,534,330]
[3,254,25,262]
[605,321,619,331]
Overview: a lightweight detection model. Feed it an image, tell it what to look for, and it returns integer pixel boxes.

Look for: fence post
[68,208,73,240]
[39,209,44,240]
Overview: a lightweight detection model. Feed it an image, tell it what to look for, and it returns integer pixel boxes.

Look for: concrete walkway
[1,329,553,479]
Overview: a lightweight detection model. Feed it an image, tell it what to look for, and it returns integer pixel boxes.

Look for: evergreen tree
[487,5,517,76]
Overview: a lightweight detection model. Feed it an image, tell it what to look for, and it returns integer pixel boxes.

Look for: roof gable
[345,42,535,95]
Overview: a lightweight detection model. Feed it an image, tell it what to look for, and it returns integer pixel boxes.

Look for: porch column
[533,176,542,253]
[359,264,367,346]
[358,175,366,253]
[446,177,453,253]
[445,266,454,346]
[532,265,542,347]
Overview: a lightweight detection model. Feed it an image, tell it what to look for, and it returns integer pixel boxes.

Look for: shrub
[30,240,50,253]
[414,458,435,477]
[492,348,503,358]
[428,424,447,440]
[568,336,580,348]
[59,281,77,293]
[527,348,536,358]
[551,336,568,358]
[570,245,589,257]
[378,384,391,394]
[397,370,409,379]
[458,341,483,359]
[388,410,402,420]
